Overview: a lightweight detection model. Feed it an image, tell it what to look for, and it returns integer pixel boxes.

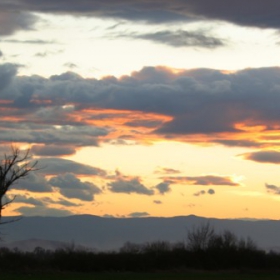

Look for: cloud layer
[2,65,280,150]
[1,1,280,31]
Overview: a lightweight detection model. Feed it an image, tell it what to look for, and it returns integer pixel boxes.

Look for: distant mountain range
[0,215,280,252]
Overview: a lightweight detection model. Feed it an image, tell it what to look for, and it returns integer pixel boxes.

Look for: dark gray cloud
[12,172,53,193]
[208,189,215,195]
[125,119,163,129]
[31,144,76,156]
[193,188,215,196]
[2,0,280,29]
[9,194,44,206]
[155,181,171,194]
[0,63,18,90]
[8,194,81,207]
[214,140,266,148]
[49,173,102,201]
[0,50,3,57]
[241,151,280,164]
[181,0,280,29]
[15,205,73,217]
[0,1,190,24]
[128,212,150,218]
[108,178,154,195]
[265,183,280,194]
[41,197,82,207]
[38,158,107,176]
[0,10,38,35]
[193,190,206,197]
[0,123,107,146]
[187,176,239,186]
[3,66,280,148]
[130,30,224,48]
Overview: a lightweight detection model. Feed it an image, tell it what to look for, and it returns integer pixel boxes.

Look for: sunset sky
[1,0,280,219]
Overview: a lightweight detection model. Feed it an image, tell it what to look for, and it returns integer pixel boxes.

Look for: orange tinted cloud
[161,175,240,186]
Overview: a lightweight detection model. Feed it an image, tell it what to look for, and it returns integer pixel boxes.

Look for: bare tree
[186,223,215,251]
[0,146,38,223]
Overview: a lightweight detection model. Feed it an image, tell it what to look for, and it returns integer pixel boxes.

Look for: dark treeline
[0,224,280,272]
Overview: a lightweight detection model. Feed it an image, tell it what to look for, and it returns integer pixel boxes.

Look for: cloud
[15,205,73,217]
[3,66,280,148]
[0,1,189,24]
[10,194,81,208]
[49,173,102,201]
[0,10,38,35]
[193,190,205,197]
[265,183,280,194]
[108,177,154,195]
[0,123,108,147]
[128,212,150,218]
[31,144,76,156]
[241,151,280,164]
[162,175,240,186]
[181,0,280,29]
[38,158,107,176]
[8,195,44,206]
[208,189,215,195]
[130,30,224,48]
[214,140,266,148]
[153,200,162,204]
[193,188,215,196]
[1,39,53,44]
[3,1,280,29]
[12,172,53,193]
[64,62,78,69]
[41,197,82,207]
[155,181,171,194]
[154,167,181,175]
[125,119,164,129]
[0,63,18,90]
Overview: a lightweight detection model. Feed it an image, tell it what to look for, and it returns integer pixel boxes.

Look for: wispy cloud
[154,167,181,175]
[15,205,73,217]
[119,30,225,48]
[38,158,107,176]
[161,175,240,186]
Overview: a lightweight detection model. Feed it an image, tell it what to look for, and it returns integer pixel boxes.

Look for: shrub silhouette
[0,225,277,273]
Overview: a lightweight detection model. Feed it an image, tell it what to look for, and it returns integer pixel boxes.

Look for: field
[2,272,280,280]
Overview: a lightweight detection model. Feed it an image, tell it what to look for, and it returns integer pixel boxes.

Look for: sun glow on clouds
[3,2,280,219]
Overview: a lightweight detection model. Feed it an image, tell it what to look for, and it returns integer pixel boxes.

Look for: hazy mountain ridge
[0,215,279,252]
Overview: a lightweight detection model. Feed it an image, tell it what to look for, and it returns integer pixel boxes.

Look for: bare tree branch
[0,146,39,223]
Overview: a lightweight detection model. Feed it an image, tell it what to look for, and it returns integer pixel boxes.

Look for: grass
[2,272,280,280]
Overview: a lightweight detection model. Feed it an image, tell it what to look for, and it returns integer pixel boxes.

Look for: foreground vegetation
[2,272,280,280]
[1,224,280,277]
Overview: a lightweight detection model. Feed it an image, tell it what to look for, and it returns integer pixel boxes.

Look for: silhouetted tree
[0,146,38,223]
[186,223,215,251]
